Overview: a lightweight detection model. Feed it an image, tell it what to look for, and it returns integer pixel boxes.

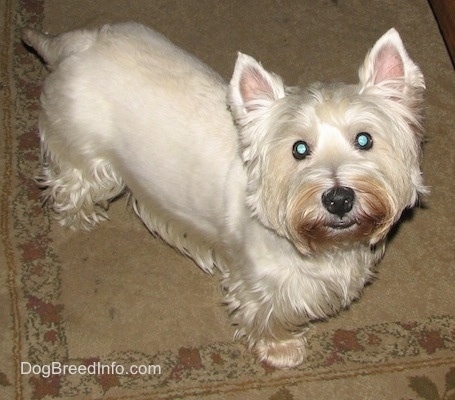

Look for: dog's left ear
[228,52,286,123]
[358,28,425,102]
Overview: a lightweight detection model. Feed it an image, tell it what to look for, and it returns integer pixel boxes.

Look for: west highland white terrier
[23,22,426,368]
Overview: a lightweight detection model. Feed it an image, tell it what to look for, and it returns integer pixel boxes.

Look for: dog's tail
[22,27,97,69]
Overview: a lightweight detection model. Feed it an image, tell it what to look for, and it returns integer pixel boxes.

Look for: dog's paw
[254,338,306,368]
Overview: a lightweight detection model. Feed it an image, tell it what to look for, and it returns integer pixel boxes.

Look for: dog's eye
[355,132,373,150]
[292,140,311,160]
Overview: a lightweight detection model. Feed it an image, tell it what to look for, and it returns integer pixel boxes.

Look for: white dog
[23,22,426,368]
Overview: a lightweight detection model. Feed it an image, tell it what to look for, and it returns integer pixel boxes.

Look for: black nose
[322,186,355,218]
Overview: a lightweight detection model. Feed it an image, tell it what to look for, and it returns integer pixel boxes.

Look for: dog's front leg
[222,221,313,368]
[223,270,310,368]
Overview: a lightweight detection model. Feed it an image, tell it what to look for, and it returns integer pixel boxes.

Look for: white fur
[23,24,426,368]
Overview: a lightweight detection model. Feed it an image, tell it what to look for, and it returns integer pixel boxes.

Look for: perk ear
[228,52,286,122]
[358,28,425,99]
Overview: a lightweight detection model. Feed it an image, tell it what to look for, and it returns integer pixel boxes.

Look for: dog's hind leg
[22,27,126,229]
[38,137,125,231]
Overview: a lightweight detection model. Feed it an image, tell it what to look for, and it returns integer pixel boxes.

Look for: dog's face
[229,29,426,254]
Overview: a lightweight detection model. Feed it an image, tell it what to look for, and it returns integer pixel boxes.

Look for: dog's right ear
[228,53,286,123]
[358,29,425,105]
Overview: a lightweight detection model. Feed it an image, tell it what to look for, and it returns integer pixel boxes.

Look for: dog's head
[228,29,427,254]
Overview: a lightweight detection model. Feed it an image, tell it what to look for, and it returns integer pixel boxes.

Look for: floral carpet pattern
[1,0,454,399]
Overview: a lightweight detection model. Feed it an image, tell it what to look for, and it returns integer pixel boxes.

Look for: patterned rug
[1,0,454,399]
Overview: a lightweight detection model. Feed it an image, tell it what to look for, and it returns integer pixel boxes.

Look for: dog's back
[23,23,242,268]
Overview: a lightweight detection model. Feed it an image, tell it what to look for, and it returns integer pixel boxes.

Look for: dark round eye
[292,140,311,160]
[355,132,373,150]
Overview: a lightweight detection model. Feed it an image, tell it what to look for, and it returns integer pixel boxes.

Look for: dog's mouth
[325,218,358,230]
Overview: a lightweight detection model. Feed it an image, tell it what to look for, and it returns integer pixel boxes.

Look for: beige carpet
[1,0,454,399]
